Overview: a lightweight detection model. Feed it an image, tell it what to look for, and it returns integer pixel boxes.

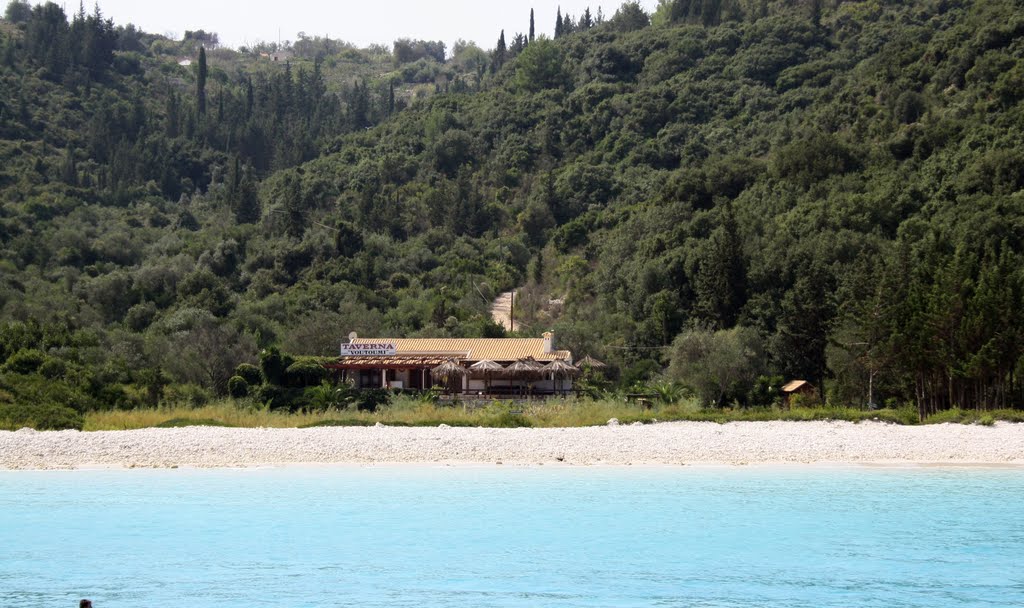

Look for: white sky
[89,0,661,51]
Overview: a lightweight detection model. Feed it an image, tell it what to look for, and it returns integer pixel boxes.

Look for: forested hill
[1,0,1023,422]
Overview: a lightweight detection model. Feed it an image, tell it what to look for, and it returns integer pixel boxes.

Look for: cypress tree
[196,46,207,116]
[555,7,563,38]
[165,89,180,138]
[494,30,507,70]
[234,164,261,224]
[810,0,822,26]
[529,9,535,43]
[60,147,78,186]
[245,76,254,118]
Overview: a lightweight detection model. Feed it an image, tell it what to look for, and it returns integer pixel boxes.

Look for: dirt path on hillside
[490,291,517,332]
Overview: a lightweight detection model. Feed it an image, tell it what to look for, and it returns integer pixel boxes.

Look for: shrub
[355,388,392,412]
[284,359,328,387]
[0,402,84,431]
[155,418,233,428]
[227,375,250,398]
[234,363,263,386]
[788,393,822,409]
[38,357,68,379]
[163,384,212,407]
[748,375,784,407]
[259,347,292,385]
[254,384,309,411]
[304,382,355,410]
[91,383,141,411]
[254,384,285,408]
[3,348,47,374]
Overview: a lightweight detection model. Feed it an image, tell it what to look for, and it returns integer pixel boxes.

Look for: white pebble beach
[2,421,1024,469]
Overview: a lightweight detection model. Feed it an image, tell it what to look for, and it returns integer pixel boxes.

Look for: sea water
[1,466,1022,608]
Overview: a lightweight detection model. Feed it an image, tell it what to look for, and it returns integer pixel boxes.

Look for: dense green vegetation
[76,397,1024,432]
[2,0,1023,429]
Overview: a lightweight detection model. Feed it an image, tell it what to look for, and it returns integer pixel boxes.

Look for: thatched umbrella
[542,359,580,396]
[578,355,606,370]
[469,360,505,394]
[504,358,544,396]
[431,358,469,395]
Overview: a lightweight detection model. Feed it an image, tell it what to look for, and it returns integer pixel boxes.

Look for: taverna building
[324,332,577,396]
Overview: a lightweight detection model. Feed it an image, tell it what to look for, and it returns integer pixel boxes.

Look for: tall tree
[562,13,576,35]
[529,8,535,43]
[555,7,563,38]
[693,203,747,328]
[494,30,507,71]
[234,164,261,224]
[196,46,207,116]
[580,7,594,29]
[773,260,836,400]
[60,147,78,186]
[810,0,822,26]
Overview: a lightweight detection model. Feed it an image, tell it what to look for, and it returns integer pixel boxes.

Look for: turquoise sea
[1,465,1022,607]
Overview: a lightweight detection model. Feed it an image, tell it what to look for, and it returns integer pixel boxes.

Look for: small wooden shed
[781,380,816,406]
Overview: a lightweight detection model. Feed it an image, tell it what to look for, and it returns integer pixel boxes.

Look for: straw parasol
[431,358,469,394]
[578,355,606,369]
[542,359,580,395]
[504,358,544,396]
[504,358,543,378]
[469,360,505,393]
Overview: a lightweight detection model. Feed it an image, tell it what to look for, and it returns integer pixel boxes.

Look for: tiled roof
[352,338,572,362]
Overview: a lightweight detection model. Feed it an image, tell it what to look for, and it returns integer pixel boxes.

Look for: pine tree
[529,9,535,43]
[580,8,593,29]
[510,33,527,56]
[693,203,746,328]
[562,13,575,35]
[773,260,836,401]
[555,7,563,38]
[196,46,207,116]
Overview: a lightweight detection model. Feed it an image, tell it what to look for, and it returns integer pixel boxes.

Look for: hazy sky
[91,0,661,51]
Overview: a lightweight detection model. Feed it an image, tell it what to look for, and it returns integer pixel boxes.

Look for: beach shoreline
[2,420,1023,471]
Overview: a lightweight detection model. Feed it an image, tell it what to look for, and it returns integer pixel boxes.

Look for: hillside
[1,0,1023,427]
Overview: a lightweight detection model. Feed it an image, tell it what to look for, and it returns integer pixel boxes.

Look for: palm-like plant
[305,381,353,411]
[650,381,687,405]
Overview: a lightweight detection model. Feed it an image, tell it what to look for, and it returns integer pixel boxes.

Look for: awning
[325,356,451,369]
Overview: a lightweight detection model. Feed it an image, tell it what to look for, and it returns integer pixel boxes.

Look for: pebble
[0,422,1021,469]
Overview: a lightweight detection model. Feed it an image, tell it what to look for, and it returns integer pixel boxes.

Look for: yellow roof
[782,380,811,393]
[356,338,571,362]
